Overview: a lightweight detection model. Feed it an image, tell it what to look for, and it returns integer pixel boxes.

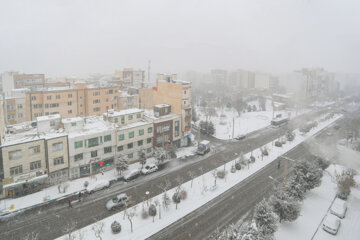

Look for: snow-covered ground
[56,114,342,240]
[0,147,197,214]
[196,100,310,140]
[276,143,360,240]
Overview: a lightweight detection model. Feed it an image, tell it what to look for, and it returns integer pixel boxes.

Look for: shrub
[84,181,89,188]
[172,192,181,204]
[249,156,255,163]
[148,204,157,218]
[141,209,149,219]
[217,170,226,179]
[235,162,242,170]
[111,221,121,234]
[315,156,330,170]
[231,165,236,173]
[180,189,187,200]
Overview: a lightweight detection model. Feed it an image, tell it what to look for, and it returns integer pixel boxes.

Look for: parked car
[275,141,282,147]
[330,198,347,219]
[85,180,110,194]
[141,164,158,175]
[333,124,340,130]
[106,193,128,211]
[326,131,333,136]
[235,134,246,140]
[322,214,341,235]
[123,169,141,181]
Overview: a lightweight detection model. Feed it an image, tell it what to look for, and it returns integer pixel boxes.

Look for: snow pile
[55,114,342,240]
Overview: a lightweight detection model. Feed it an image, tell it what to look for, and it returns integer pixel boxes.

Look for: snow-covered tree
[115,155,128,176]
[139,149,147,169]
[111,221,121,234]
[285,175,306,201]
[187,170,196,188]
[126,206,137,233]
[154,147,167,165]
[253,199,277,236]
[91,222,104,240]
[166,144,177,158]
[148,204,157,222]
[292,159,323,191]
[270,190,301,223]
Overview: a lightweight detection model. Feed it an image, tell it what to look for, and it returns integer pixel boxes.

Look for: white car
[322,214,341,235]
[85,180,110,194]
[106,193,128,211]
[330,198,347,219]
[141,164,158,175]
[123,169,141,181]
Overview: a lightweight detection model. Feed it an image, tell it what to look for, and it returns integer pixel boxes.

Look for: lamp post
[145,191,150,206]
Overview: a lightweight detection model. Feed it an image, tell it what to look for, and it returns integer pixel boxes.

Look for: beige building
[112,68,145,89]
[138,87,154,109]
[117,91,140,110]
[25,83,121,121]
[0,96,5,145]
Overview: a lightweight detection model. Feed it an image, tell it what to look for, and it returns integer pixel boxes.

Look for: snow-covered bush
[162,192,171,209]
[315,156,329,170]
[249,156,255,163]
[83,181,89,188]
[172,192,181,209]
[235,162,242,170]
[231,165,236,173]
[111,221,121,234]
[148,204,157,222]
[217,170,227,179]
[335,169,357,200]
[180,189,187,200]
[285,175,306,201]
[270,191,301,223]
[141,209,149,219]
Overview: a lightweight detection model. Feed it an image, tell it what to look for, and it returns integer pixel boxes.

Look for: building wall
[13,74,45,90]
[1,139,47,180]
[0,97,5,144]
[1,72,17,97]
[116,122,153,163]
[105,109,144,128]
[139,88,154,109]
[84,87,118,116]
[5,98,26,125]
[46,136,69,177]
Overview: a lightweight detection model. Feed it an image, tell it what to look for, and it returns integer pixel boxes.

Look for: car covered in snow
[106,193,128,211]
[123,169,141,181]
[275,141,282,147]
[322,214,341,235]
[85,180,110,194]
[235,134,246,140]
[141,164,158,175]
[330,198,347,219]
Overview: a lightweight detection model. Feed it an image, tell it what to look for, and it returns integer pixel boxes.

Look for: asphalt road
[0,109,332,239]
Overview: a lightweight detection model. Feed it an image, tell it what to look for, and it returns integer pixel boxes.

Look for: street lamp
[145,191,150,206]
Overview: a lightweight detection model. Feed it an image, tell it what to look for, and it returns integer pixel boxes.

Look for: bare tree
[212,169,218,186]
[63,220,77,240]
[23,232,39,240]
[123,195,134,220]
[126,206,137,233]
[154,198,161,219]
[115,155,128,176]
[158,178,171,194]
[187,170,196,188]
[91,222,104,240]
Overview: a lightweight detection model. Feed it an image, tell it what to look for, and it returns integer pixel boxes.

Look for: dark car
[275,141,282,147]
[235,134,246,140]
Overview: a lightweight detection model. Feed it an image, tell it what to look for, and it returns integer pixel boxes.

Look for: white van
[322,214,340,235]
[330,198,347,219]
[85,180,110,194]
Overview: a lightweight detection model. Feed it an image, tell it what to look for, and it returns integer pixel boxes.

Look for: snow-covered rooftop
[67,116,116,138]
[144,109,180,121]
[103,108,143,117]
[37,114,61,122]
[62,117,83,123]
[117,120,152,131]
[154,104,170,108]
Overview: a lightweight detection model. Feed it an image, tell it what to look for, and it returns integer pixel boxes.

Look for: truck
[196,140,211,155]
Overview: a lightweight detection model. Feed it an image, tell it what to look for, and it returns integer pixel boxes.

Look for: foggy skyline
[1,0,359,77]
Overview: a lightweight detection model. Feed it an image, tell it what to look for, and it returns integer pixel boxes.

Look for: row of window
[8,142,63,160]
[46,94,73,100]
[118,127,152,141]
[9,156,64,177]
[113,113,142,124]
[7,113,24,120]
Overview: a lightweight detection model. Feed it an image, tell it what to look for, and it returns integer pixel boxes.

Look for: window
[88,137,99,147]
[9,150,22,160]
[184,90,186,94]
[47,96,51,100]
[104,135,111,142]
[31,96,36,100]
[52,142,63,151]
[175,120,180,137]
[50,103,59,108]
[148,127,153,133]
[56,95,60,99]
[45,104,49,108]
[93,91,100,96]
[147,147,152,153]
[138,140,143,146]
[68,94,72,98]
[104,146,112,154]
[163,124,170,132]
[93,99,100,104]
[107,90,113,94]
[93,107,101,112]
[127,143,133,149]
[129,131,134,138]
[121,116,125,124]
[50,120,55,127]
[137,113,141,119]
[68,101,72,106]
[91,150,98,158]
[71,122,76,127]
[139,129,144,136]
[30,161,41,170]
[118,134,125,141]
[18,113,23,118]
[10,165,23,176]
[117,145,123,151]
[33,104,42,109]
[156,126,161,134]
[54,156,64,165]
[128,153,133,159]
[45,112,49,115]
[74,153,83,161]
[29,145,40,155]
[74,141,83,149]
[184,101,186,105]
[17,104,23,109]
[147,138,152,144]
[114,118,118,123]
[68,110,72,114]
[128,115,133,120]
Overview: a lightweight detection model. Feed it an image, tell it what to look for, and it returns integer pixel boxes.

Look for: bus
[271,117,289,127]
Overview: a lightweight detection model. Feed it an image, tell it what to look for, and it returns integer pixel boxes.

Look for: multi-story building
[0,115,69,198]
[138,87,154,109]
[103,108,154,163]
[112,68,145,89]
[0,95,5,145]
[25,83,120,121]
[5,89,28,125]
[117,90,140,110]
[153,75,192,146]
[144,104,182,147]
[63,116,116,179]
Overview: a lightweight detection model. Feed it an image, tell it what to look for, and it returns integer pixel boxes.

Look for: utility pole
[232,117,235,139]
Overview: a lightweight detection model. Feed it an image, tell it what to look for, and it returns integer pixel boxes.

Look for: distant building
[4,89,28,125]
[112,68,145,89]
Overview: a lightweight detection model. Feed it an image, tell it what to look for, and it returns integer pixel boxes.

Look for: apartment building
[112,68,145,89]
[0,96,5,145]
[153,75,192,146]
[25,83,120,121]
[138,87,154,109]
[117,91,140,110]
[5,89,28,125]
[0,115,69,198]
[63,116,116,179]
[144,104,182,147]
[103,108,154,163]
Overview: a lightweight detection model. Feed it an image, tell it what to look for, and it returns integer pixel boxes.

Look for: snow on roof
[117,120,152,131]
[37,114,61,122]
[67,116,116,138]
[104,108,143,117]
[144,109,180,121]
[154,104,170,108]
[62,117,83,123]
[272,93,293,99]
[200,140,210,145]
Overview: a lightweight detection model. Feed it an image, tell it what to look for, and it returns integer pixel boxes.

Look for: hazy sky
[0,0,359,77]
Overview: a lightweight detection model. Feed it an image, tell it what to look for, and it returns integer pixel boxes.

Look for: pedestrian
[277,161,280,169]
[78,192,82,202]
[68,199,72,208]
